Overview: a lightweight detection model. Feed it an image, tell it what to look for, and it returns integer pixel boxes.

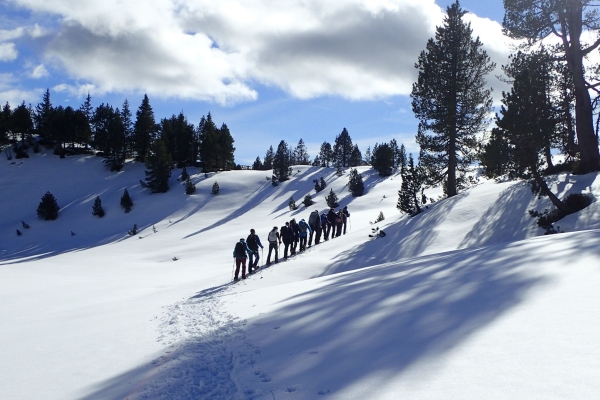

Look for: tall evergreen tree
[144,138,173,193]
[197,113,219,172]
[293,138,311,165]
[252,156,263,170]
[492,49,574,214]
[79,93,93,125]
[398,153,425,216]
[273,140,292,181]
[411,1,495,197]
[133,94,158,162]
[503,0,600,173]
[37,191,59,220]
[121,99,134,158]
[161,112,196,168]
[333,128,353,167]
[371,142,395,177]
[12,102,34,146]
[0,102,11,143]
[318,141,333,167]
[34,89,53,141]
[349,144,362,167]
[363,146,372,165]
[389,139,399,167]
[397,144,407,171]
[217,122,235,170]
[348,168,365,196]
[263,146,274,170]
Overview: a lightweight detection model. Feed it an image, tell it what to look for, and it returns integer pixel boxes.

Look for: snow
[1,151,600,399]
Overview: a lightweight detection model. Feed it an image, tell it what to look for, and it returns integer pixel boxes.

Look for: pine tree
[320,177,327,191]
[293,138,311,165]
[185,177,196,194]
[503,0,600,174]
[325,189,339,208]
[318,142,333,167]
[212,181,220,194]
[252,156,263,170]
[389,139,399,168]
[333,128,353,167]
[34,89,53,141]
[398,154,424,216]
[363,146,372,165]
[92,196,105,217]
[217,122,236,170]
[0,102,11,144]
[181,166,189,182]
[411,1,495,197]
[133,94,158,162]
[144,138,173,193]
[263,146,274,170]
[37,191,60,220]
[349,144,362,167]
[121,99,134,158]
[273,140,292,182]
[120,188,133,213]
[348,168,365,196]
[371,143,394,177]
[397,144,407,172]
[302,194,314,207]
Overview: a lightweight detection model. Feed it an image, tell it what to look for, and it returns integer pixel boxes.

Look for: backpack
[268,230,278,242]
[246,234,257,249]
[299,220,308,233]
[309,210,320,229]
[234,242,245,255]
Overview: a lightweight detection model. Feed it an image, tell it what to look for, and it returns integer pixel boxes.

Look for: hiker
[266,226,281,265]
[335,210,344,237]
[290,219,300,255]
[233,238,251,281]
[246,228,264,273]
[327,208,338,238]
[342,206,350,234]
[298,218,313,251]
[280,221,293,259]
[308,209,321,246]
[321,211,329,240]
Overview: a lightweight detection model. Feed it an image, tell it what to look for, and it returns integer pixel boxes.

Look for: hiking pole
[231,259,235,282]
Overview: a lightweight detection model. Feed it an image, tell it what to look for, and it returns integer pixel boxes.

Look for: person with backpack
[335,210,344,237]
[246,228,264,273]
[308,209,321,246]
[321,211,329,241]
[327,208,338,238]
[298,218,312,251]
[280,221,293,259]
[290,219,300,255]
[266,226,281,265]
[342,206,350,234]
[232,238,251,281]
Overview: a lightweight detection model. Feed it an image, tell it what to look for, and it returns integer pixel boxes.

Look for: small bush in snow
[212,181,220,195]
[375,211,385,223]
[92,196,105,217]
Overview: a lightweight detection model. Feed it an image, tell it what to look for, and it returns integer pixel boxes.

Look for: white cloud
[30,64,49,78]
[0,43,18,61]
[10,0,512,103]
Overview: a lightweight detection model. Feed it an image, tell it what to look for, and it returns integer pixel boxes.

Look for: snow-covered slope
[1,151,599,399]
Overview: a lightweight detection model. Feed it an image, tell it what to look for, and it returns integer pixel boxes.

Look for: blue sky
[0,0,508,165]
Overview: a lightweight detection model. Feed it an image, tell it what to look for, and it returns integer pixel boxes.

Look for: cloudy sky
[1,0,510,164]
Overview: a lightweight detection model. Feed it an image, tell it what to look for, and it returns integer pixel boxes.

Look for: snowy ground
[1,151,600,399]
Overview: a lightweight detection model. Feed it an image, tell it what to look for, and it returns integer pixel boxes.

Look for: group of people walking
[232,206,350,281]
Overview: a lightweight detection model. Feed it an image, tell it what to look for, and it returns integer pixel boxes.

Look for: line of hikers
[232,206,350,281]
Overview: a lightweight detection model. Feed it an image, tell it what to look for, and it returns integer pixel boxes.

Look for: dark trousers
[248,250,259,268]
[330,223,336,238]
[291,238,298,254]
[308,230,314,246]
[315,227,322,244]
[324,223,330,240]
[235,258,246,280]
[267,242,278,264]
[283,242,290,258]
[299,236,307,251]
[343,221,347,234]
[336,223,342,237]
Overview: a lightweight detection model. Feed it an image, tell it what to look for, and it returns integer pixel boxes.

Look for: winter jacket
[320,213,328,227]
[298,219,312,237]
[290,220,300,240]
[327,209,337,225]
[308,210,321,230]
[280,225,293,244]
[246,233,264,251]
[233,240,251,258]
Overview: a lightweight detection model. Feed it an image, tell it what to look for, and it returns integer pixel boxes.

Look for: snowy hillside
[1,151,600,399]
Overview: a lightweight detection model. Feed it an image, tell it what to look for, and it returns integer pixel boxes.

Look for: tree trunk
[563,5,599,173]
[532,170,575,214]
